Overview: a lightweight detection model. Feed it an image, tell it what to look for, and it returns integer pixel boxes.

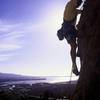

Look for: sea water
[1,76,79,86]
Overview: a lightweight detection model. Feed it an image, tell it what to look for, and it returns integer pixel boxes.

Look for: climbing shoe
[72,64,80,76]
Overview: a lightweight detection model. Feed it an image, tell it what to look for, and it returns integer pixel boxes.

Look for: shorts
[62,20,78,43]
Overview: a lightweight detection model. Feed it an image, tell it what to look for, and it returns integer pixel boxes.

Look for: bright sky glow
[0,0,80,79]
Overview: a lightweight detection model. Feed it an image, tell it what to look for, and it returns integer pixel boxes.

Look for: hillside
[0,73,45,82]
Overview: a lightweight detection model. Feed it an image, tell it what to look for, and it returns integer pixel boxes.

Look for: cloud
[0,21,27,61]
[0,20,45,62]
[0,54,14,61]
[0,9,63,62]
[0,44,22,51]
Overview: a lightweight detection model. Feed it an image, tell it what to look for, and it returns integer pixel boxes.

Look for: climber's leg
[69,39,79,76]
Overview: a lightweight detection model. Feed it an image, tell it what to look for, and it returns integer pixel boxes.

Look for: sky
[0,0,80,78]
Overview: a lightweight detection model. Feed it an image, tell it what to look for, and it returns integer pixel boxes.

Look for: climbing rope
[68,67,73,100]
[69,67,73,85]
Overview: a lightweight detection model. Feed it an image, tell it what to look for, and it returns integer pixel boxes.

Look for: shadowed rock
[71,0,100,100]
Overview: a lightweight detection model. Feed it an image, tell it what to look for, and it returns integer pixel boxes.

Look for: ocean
[1,76,78,86]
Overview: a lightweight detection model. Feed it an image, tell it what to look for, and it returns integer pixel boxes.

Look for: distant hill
[0,73,46,82]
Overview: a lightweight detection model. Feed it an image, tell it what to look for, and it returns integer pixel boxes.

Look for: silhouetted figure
[57,0,82,76]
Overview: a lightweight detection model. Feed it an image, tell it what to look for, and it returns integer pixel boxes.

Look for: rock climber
[57,0,83,76]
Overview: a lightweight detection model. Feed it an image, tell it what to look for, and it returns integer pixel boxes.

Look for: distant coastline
[0,73,78,100]
[0,72,46,82]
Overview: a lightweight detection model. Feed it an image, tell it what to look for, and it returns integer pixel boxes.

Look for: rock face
[71,0,100,100]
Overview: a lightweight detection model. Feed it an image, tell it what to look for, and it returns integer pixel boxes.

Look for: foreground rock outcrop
[71,0,100,100]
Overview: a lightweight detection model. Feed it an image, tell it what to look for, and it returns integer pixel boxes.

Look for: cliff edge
[72,0,100,100]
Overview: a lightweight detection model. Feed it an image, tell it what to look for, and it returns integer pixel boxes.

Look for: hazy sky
[0,0,80,78]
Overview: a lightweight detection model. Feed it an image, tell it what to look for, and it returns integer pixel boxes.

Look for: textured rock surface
[71,0,100,100]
